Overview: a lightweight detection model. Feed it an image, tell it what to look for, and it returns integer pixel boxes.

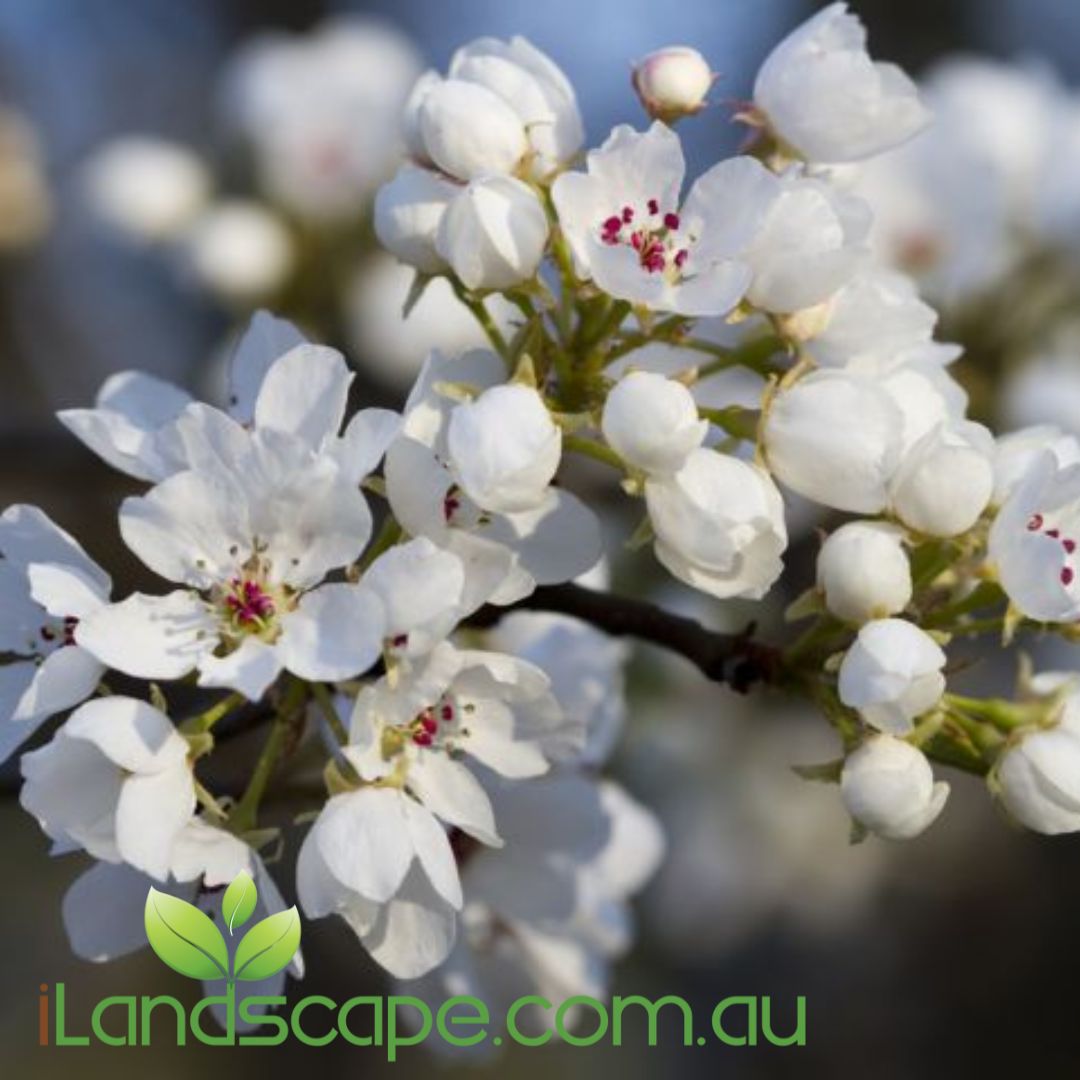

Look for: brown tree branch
[469,583,783,693]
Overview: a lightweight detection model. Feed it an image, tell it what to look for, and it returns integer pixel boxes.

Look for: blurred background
[4,0,1080,1076]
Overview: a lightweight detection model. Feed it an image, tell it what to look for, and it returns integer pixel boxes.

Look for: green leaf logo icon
[222,870,257,935]
[144,888,230,981]
[233,907,301,982]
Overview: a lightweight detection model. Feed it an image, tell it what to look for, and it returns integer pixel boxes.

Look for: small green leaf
[222,871,258,935]
[144,888,229,981]
[233,907,301,982]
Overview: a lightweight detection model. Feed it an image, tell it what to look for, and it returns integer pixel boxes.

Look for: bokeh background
[4,1,1080,1076]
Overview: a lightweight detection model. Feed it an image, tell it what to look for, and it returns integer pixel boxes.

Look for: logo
[144,871,300,986]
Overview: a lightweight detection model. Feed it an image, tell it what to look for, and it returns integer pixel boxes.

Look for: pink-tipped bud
[632,47,713,123]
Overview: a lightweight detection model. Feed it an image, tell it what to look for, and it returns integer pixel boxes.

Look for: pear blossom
[889,421,994,537]
[763,369,904,512]
[346,642,581,845]
[361,537,466,659]
[489,610,628,767]
[412,36,584,181]
[988,451,1080,622]
[62,815,302,979]
[410,78,528,181]
[297,785,462,978]
[407,773,663,1023]
[385,350,600,610]
[877,361,969,456]
[223,17,421,222]
[841,735,949,840]
[817,521,912,625]
[995,675,1080,834]
[804,267,961,370]
[551,123,753,316]
[435,176,549,290]
[838,619,947,735]
[0,505,111,763]
[753,3,930,164]
[644,448,787,600]
[82,136,210,242]
[632,46,713,123]
[601,370,707,476]
[20,697,194,880]
[992,425,1080,506]
[373,164,457,275]
[76,433,386,699]
[183,200,294,304]
[447,383,561,514]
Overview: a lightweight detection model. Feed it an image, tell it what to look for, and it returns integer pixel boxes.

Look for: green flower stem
[699,406,760,441]
[945,693,1035,733]
[181,691,246,735]
[194,779,230,823]
[311,682,349,745]
[453,283,510,362]
[563,434,624,470]
[229,680,305,833]
[923,581,1004,628]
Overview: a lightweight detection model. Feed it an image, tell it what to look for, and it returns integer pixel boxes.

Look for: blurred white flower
[182,200,294,305]
[343,255,515,387]
[223,16,422,221]
[83,136,210,243]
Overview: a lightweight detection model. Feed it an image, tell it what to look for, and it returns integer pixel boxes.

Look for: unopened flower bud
[817,521,911,624]
[602,371,707,476]
[632,46,713,123]
[838,618,946,735]
[841,734,949,840]
[436,176,548,291]
[374,165,457,275]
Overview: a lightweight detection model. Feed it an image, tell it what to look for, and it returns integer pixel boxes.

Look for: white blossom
[995,675,1080,834]
[841,734,949,840]
[989,450,1080,622]
[20,697,194,880]
[223,16,422,222]
[446,383,561,514]
[601,370,707,476]
[551,123,753,316]
[753,2,930,164]
[297,785,461,978]
[763,369,904,512]
[0,505,111,763]
[436,176,549,290]
[373,165,458,275]
[82,136,210,242]
[385,351,601,610]
[838,618,946,735]
[993,425,1080,506]
[817,521,911,625]
[447,36,584,179]
[644,448,787,600]
[183,200,294,304]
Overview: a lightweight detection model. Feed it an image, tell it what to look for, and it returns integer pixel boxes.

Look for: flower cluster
[10,2,1080,1043]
